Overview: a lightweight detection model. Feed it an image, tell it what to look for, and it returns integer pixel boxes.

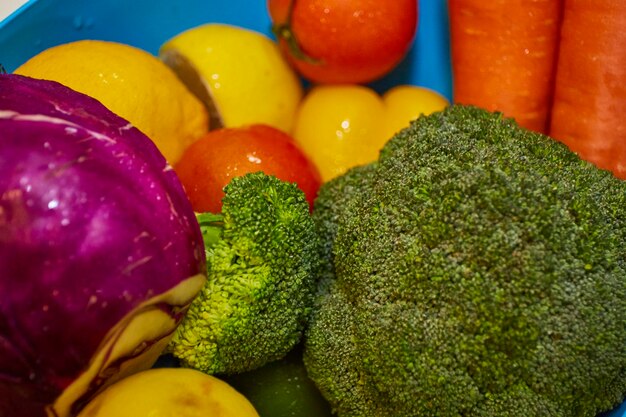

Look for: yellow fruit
[160,23,303,133]
[77,368,260,417]
[293,85,385,182]
[382,85,449,138]
[293,84,449,182]
[14,40,209,164]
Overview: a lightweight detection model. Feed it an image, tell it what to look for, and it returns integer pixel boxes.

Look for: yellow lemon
[14,40,209,164]
[293,84,386,182]
[77,368,259,417]
[382,85,449,138]
[160,23,303,133]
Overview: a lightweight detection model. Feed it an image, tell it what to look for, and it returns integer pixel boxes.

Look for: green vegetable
[304,105,626,417]
[168,172,321,375]
[224,344,333,417]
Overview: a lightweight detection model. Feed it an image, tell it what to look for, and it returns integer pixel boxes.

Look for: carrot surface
[448,0,562,133]
[549,0,626,179]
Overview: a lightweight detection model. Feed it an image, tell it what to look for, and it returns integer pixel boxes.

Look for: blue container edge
[0,1,625,416]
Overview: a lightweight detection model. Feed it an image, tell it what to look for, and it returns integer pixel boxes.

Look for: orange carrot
[448,0,562,133]
[549,0,626,179]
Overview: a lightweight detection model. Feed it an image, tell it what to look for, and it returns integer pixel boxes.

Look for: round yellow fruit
[160,23,303,133]
[14,40,209,164]
[382,85,449,139]
[77,368,259,417]
[292,84,449,181]
[293,84,386,182]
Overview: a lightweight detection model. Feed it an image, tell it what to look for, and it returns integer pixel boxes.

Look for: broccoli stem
[196,212,224,250]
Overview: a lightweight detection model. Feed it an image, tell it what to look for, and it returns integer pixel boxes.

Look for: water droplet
[73,16,84,30]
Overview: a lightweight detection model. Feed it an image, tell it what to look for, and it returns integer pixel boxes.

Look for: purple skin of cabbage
[0,74,206,416]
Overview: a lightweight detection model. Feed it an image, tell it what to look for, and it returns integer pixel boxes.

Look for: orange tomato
[268,0,418,84]
[175,124,322,213]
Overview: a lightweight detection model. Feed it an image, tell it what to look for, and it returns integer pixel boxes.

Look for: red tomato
[174,124,322,213]
[268,0,418,84]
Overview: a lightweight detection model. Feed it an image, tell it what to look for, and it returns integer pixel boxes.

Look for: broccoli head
[304,105,626,416]
[169,172,321,375]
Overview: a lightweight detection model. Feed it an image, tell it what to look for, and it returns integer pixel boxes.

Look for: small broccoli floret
[169,172,321,375]
[304,105,626,416]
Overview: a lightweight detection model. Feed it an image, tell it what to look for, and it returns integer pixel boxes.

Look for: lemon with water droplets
[159,23,303,133]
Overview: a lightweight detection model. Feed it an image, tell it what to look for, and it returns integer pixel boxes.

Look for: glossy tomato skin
[174,124,322,213]
[268,0,418,84]
[293,84,386,182]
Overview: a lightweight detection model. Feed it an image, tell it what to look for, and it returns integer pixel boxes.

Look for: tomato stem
[271,0,322,65]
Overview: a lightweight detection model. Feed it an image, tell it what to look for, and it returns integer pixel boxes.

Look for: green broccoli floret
[169,172,321,375]
[304,105,626,417]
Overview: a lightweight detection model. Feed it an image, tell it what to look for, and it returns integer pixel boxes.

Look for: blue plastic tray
[1,1,624,416]
[0,0,452,99]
